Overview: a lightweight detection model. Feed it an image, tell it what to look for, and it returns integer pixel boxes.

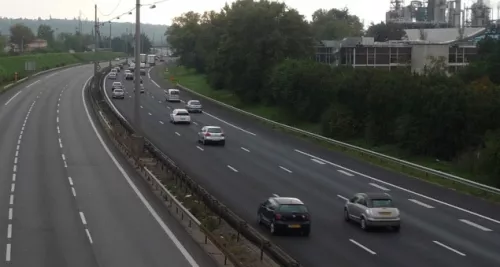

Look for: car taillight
[275,214,282,220]
[205,132,211,136]
[220,133,224,136]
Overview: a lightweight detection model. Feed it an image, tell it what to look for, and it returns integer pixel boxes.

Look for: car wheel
[302,228,310,237]
[220,140,225,146]
[393,225,401,232]
[257,214,262,225]
[360,217,368,231]
[344,209,350,222]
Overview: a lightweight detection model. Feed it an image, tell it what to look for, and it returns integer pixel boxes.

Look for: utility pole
[134,0,143,136]
[94,4,99,89]
[109,22,112,67]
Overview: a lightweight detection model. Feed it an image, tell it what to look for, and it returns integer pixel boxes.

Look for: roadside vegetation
[165,0,500,195]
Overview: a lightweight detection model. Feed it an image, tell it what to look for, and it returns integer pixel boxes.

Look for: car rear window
[114,89,123,93]
[207,128,222,133]
[371,199,393,207]
[170,91,179,95]
[190,101,200,105]
[176,111,189,116]
[278,204,308,213]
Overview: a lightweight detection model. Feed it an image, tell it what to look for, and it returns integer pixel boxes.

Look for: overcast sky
[0,0,389,26]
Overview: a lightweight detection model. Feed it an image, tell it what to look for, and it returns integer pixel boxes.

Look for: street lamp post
[109,21,112,67]
[133,0,142,137]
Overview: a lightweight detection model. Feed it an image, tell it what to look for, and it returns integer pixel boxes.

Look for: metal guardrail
[174,83,500,196]
[93,67,301,267]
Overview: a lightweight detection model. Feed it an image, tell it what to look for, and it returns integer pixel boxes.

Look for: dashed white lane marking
[196,146,204,151]
[459,219,492,232]
[11,174,15,182]
[5,243,11,262]
[85,229,93,244]
[369,183,390,191]
[140,105,143,109]
[68,177,73,186]
[311,158,326,165]
[159,121,164,124]
[148,112,152,116]
[71,188,76,197]
[279,166,292,173]
[349,239,376,255]
[7,224,12,239]
[240,147,250,152]
[202,111,257,136]
[167,106,171,109]
[175,132,181,136]
[337,194,348,201]
[56,117,59,123]
[409,199,435,209]
[61,154,66,161]
[432,241,466,256]
[337,170,354,176]
[4,91,22,106]
[294,149,500,225]
[227,165,238,172]
[8,209,13,220]
[9,196,13,205]
[180,100,185,103]
[79,212,87,225]
[158,100,162,103]
[83,76,201,267]
[192,121,198,125]
[10,184,15,193]
[26,80,40,88]
[14,157,17,164]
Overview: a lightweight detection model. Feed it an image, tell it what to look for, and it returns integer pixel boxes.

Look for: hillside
[0,17,168,46]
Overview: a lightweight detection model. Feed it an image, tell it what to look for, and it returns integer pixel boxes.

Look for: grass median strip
[165,66,500,203]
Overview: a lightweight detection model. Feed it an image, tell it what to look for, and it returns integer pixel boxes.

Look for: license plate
[288,224,301,228]
[379,212,391,215]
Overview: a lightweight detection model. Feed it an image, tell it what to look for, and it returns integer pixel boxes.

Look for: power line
[97,0,123,17]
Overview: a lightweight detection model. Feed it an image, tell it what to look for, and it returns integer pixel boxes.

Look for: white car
[186,100,202,113]
[108,72,117,79]
[198,126,225,146]
[112,88,125,99]
[111,82,123,91]
[125,72,134,80]
[170,109,191,124]
[164,89,180,102]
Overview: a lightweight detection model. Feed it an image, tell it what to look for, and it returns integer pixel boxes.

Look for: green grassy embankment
[0,52,126,90]
[166,66,500,203]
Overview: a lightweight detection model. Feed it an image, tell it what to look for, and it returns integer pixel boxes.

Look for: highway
[0,63,217,267]
[104,63,500,267]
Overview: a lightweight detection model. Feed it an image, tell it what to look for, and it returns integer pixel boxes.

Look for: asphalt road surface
[104,64,500,267]
[0,63,217,267]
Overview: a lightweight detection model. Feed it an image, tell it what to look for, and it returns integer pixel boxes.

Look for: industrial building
[314,0,498,73]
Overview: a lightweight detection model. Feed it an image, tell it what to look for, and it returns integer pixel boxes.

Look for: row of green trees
[167,0,500,186]
[1,23,153,56]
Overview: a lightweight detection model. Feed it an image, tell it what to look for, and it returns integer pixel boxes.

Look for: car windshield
[114,89,123,93]
[207,127,222,133]
[176,111,189,116]
[113,83,121,86]
[170,91,179,95]
[371,199,394,208]
[189,101,200,105]
[278,204,308,213]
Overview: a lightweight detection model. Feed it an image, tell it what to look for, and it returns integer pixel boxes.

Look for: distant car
[186,100,202,113]
[133,84,145,94]
[108,72,117,80]
[164,89,180,102]
[170,109,191,124]
[111,82,123,91]
[257,194,310,236]
[125,72,134,80]
[119,64,124,69]
[128,65,135,71]
[112,88,125,99]
[115,67,120,72]
[344,192,400,232]
[115,57,120,61]
[197,126,225,146]
[140,68,146,75]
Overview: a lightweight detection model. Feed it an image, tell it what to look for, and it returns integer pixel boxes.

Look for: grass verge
[0,52,126,88]
[165,66,500,203]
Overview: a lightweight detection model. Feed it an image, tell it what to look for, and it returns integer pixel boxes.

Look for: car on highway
[186,100,202,113]
[119,64,124,69]
[197,126,225,146]
[111,82,123,91]
[344,192,400,232]
[169,109,191,124]
[115,67,120,73]
[133,84,145,94]
[164,89,180,102]
[125,72,134,80]
[140,68,146,75]
[128,64,135,71]
[257,194,310,236]
[112,88,125,99]
[108,72,117,80]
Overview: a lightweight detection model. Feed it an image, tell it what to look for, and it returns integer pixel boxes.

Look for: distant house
[5,38,48,52]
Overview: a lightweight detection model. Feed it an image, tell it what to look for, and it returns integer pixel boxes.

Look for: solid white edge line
[432,241,466,256]
[349,239,376,255]
[369,183,390,191]
[4,91,22,106]
[85,229,93,244]
[459,219,492,231]
[408,199,435,209]
[82,76,200,267]
[337,195,348,201]
[294,149,500,225]
[337,169,354,176]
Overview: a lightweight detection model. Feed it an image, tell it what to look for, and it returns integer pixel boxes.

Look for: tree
[310,8,363,40]
[365,22,406,42]
[140,32,153,54]
[9,23,35,51]
[37,24,54,45]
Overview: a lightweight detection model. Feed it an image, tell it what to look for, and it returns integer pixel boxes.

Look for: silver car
[344,192,400,231]
[198,126,225,146]
[112,88,125,99]
[186,100,202,113]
